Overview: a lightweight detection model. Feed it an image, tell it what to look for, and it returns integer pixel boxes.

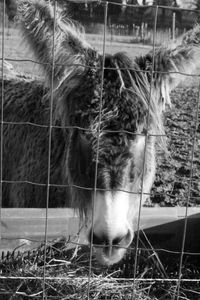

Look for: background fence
[0,1,200,300]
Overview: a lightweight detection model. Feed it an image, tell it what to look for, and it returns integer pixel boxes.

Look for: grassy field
[0,27,151,77]
[1,27,199,86]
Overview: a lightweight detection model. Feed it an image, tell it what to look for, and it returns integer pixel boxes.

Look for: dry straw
[0,237,200,299]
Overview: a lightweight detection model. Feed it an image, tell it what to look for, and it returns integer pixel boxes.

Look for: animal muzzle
[89,227,133,265]
[87,191,134,265]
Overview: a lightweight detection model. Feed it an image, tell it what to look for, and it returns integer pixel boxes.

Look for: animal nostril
[113,229,132,247]
[113,235,124,246]
[92,233,104,245]
[88,229,133,247]
[88,230,108,246]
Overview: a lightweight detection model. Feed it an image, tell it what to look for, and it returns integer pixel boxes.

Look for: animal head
[14,0,200,265]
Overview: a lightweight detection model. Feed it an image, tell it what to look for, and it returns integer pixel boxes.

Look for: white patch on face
[85,135,156,265]
[133,135,145,168]
[130,134,156,210]
[161,79,171,109]
[86,190,133,265]
[93,191,131,240]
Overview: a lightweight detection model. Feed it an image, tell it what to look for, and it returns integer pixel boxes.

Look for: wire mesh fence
[0,0,200,299]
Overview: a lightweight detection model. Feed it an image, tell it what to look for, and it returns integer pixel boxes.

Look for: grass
[1,236,200,299]
[0,27,152,77]
[0,239,154,300]
[1,27,200,86]
[0,28,42,77]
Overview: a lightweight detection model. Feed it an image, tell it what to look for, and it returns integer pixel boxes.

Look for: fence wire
[0,1,200,300]
[132,6,159,298]
[87,2,108,298]
[41,1,57,299]
[0,0,5,246]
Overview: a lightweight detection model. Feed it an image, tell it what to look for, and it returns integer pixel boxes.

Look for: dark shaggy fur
[1,78,69,207]
[1,52,148,208]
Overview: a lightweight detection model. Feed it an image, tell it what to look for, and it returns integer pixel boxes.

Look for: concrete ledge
[1,207,200,254]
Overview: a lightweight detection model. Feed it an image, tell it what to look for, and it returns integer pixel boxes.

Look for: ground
[151,87,200,207]
[1,238,200,299]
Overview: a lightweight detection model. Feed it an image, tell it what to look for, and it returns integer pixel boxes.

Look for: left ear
[135,24,200,110]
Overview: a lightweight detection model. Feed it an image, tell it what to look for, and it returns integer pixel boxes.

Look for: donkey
[1,0,200,265]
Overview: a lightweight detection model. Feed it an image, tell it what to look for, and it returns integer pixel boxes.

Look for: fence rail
[1,207,200,254]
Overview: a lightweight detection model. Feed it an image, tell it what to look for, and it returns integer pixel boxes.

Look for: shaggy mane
[102,52,167,151]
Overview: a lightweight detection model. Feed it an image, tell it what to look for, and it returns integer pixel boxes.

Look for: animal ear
[135,24,200,110]
[15,0,94,89]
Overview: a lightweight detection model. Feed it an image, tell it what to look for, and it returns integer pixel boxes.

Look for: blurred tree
[176,0,196,9]
[192,0,200,22]
[193,0,200,9]
[1,0,197,31]
[5,0,17,21]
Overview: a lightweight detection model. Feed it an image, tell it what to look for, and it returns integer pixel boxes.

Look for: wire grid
[0,0,5,241]
[0,1,200,299]
[131,5,159,297]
